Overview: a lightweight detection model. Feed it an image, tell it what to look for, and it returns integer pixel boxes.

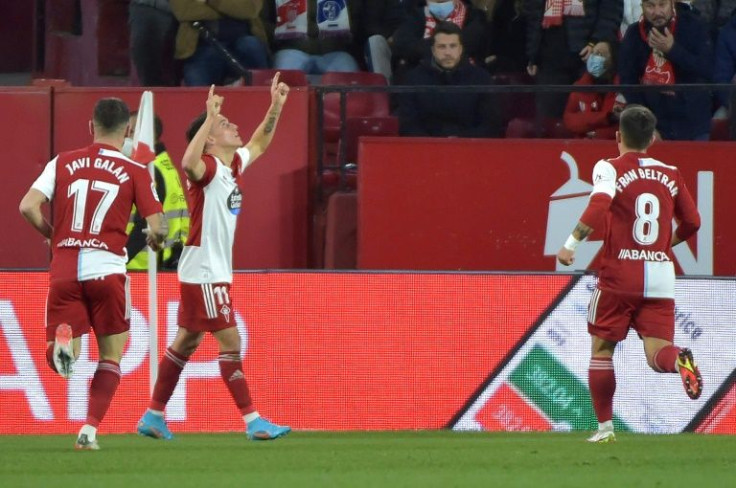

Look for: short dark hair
[619,105,657,150]
[93,98,130,134]
[432,21,463,45]
[186,112,208,143]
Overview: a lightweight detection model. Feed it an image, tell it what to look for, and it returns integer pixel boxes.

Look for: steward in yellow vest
[126,148,189,270]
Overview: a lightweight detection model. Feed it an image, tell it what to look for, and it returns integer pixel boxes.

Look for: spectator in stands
[170,0,270,86]
[691,0,736,40]
[714,8,736,111]
[391,1,491,83]
[261,0,364,77]
[525,0,622,120]
[483,0,528,75]
[364,0,407,82]
[621,0,643,37]
[619,0,714,140]
[129,0,179,86]
[398,21,498,137]
[563,41,625,139]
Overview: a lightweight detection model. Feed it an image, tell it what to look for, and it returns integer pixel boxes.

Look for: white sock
[148,409,164,417]
[598,420,614,432]
[78,424,97,442]
[244,411,260,424]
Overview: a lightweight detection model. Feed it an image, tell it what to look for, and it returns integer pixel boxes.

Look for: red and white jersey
[591,152,699,298]
[31,143,162,281]
[178,147,252,284]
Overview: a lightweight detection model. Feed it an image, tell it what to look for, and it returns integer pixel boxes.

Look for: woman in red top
[563,41,625,139]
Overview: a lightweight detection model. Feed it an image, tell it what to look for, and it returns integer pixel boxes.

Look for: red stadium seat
[340,116,400,163]
[320,72,390,143]
[491,71,536,123]
[544,118,575,139]
[248,69,309,87]
[505,117,537,138]
[711,118,730,141]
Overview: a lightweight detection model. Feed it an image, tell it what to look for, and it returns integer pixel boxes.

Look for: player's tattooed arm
[246,72,290,161]
[571,221,593,241]
[263,108,280,135]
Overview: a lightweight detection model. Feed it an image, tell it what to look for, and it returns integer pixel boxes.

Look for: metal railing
[313,82,736,198]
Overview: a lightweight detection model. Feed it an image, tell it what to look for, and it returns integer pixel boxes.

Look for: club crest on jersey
[220,304,231,323]
[228,187,242,215]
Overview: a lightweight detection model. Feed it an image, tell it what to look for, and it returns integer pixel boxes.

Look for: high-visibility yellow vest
[126,151,189,270]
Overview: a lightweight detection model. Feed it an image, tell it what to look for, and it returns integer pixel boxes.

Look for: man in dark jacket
[714,9,736,109]
[398,21,498,137]
[392,0,490,84]
[619,0,714,140]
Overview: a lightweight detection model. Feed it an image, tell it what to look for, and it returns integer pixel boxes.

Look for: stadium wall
[357,138,733,275]
[1,271,734,435]
[0,87,310,270]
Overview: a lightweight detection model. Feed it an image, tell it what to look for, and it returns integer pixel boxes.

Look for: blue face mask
[428,1,455,20]
[586,54,607,78]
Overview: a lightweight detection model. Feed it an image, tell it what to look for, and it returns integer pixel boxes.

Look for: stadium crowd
[126,0,734,141]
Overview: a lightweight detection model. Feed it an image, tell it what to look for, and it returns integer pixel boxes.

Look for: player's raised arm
[245,72,290,162]
[19,188,53,240]
[182,85,223,182]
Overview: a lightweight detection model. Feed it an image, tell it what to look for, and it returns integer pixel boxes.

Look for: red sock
[86,360,121,427]
[653,345,680,373]
[45,344,57,373]
[218,350,255,415]
[589,357,615,423]
[149,347,189,411]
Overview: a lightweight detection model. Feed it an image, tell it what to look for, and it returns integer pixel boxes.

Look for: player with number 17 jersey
[33,143,162,282]
[590,152,700,299]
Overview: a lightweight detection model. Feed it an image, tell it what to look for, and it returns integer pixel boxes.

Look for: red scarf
[542,0,586,28]
[423,1,467,38]
[638,15,677,85]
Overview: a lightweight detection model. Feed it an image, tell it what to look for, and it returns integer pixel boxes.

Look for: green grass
[1,432,735,488]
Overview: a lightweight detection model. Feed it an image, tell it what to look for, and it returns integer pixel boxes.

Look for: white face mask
[121,137,134,157]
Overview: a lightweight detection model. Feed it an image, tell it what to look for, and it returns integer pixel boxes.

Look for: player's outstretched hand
[557,247,574,266]
[271,72,290,108]
[206,85,224,119]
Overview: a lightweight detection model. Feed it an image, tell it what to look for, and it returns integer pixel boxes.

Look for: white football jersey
[177,147,251,284]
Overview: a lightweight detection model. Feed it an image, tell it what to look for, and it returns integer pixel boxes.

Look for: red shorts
[587,287,674,342]
[46,274,130,341]
[178,282,235,332]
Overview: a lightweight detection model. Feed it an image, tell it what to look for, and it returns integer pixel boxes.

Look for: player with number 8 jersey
[19,98,167,450]
[556,105,702,443]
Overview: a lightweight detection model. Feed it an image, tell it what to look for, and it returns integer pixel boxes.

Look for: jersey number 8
[633,192,660,245]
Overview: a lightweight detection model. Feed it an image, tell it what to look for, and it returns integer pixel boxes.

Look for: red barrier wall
[2,87,309,269]
[2,271,734,434]
[358,138,735,276]
[0,88,53,268]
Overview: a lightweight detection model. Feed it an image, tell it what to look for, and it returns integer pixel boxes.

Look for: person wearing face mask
[525,0,622,120]
[391,0,490,83]
[398,21,499,137]
[563,41,626,139]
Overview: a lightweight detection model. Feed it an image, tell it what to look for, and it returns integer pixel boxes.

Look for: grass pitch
[1,431,734,488]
